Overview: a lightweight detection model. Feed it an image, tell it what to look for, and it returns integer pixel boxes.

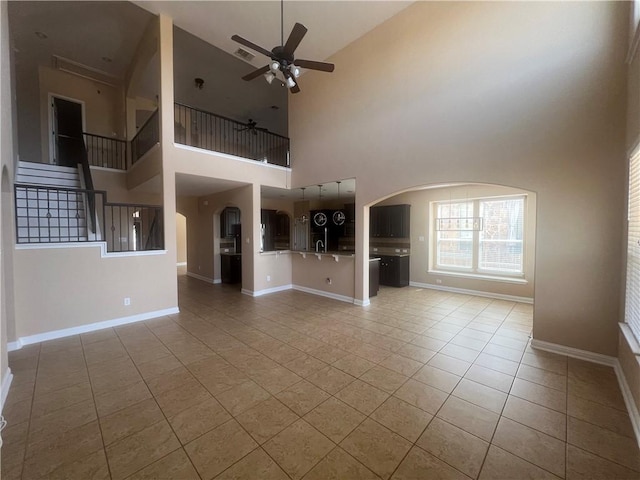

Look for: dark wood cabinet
[261,209,276,251]
[379,255,410,287]
[370,204,410,238]
[221,254,242,284]
[369,258,380,297]
[220,207,240,238]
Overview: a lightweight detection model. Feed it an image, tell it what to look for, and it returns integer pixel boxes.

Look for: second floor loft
[37,100,290,173]
[9,2,291,173]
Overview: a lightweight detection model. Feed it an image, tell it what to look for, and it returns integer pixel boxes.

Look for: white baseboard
[354,298,371,307]
[531,339,640,448]
[249,284,293,297]
[214,278,222,284]
[7,307,180,351]
[410,281,533,304]
[292,285,354,304]
[530,339,616,367]
[186,272,216,284]
[1,368,13,414]
[176,262,187,267]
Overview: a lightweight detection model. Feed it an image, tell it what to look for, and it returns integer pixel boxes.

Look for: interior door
[52,97,83,167]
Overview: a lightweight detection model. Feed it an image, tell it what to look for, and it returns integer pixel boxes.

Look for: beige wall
[12,246,175,339]
[92,167,162,205]
[376,184,536,300]
[290,1,628,356]
[1,0,15,403]
[255,252,292,293]
[176,212,187,264]
[292,254,355,300]
[620,5,640,425]
[39,66,125,164]
[178,186,253,287]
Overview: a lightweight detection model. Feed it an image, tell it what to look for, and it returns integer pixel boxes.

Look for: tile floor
[2,273,640,479]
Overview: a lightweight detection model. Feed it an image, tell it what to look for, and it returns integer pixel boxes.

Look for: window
[626,149,640,341]
[433,195,525,277]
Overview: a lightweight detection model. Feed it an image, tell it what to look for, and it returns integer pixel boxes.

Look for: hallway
[2,273,639,479]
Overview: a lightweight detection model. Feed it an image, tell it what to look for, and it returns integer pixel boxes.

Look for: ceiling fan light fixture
[286,76,296,88]
[291,65,301,78]
[270,60,280,73]
[264,72,276,84]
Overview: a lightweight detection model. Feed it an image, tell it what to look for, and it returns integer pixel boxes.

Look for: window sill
[619,323,640,356]
[428,269,528,285]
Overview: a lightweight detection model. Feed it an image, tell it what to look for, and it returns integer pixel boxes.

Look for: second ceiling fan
[231,2,335,93]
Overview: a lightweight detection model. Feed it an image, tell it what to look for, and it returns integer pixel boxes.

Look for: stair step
[17,161,79,175]
[15,176,81,188]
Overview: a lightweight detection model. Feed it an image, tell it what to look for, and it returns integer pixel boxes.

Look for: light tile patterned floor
[2,273,640,479]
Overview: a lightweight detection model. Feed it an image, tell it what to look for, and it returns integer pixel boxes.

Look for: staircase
[15,161,89,243]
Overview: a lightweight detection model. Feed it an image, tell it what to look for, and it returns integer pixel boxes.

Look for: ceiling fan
[236,119,268,136]
[231,1,335,93]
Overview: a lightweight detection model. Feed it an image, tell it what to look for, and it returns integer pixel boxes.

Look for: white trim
[7,341,21,351]
[186,272,216,284]
[530,339,616,367]
[292,285,354,304]
[7,307,179,351]
[1,369,13,414]
[176,262,187,267]
[410,281,533,304]
[620,323,640,355]
[16,241,167,259]
[531,339,640,448]
[89,165,127,173]
[354,298,371,307]
[174,143,291,172]
[250,284,293,297]
[427,269,527,285]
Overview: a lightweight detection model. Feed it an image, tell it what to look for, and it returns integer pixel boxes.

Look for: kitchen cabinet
[370,205,410,238]
[369,258,380,297]
[261,209,276,251]
[378,255,410,287]
[220,207,240,238]
[221,254,242,284]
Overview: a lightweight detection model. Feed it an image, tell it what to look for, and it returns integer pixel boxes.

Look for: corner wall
[619,2,640,432]
[1,0,16,408]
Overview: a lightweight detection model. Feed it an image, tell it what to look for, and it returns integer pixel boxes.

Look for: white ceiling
[135,1,412,69]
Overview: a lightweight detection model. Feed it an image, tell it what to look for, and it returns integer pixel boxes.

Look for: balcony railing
[131,109,159,165]
[15,184,164,252]
[174,103,290,167]
[83,133,126,170]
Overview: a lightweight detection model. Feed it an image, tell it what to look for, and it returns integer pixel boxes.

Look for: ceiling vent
[234,48,255,62]
[52,55,120,87]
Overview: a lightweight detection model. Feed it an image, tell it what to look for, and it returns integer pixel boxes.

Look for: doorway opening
[49,95,85,167]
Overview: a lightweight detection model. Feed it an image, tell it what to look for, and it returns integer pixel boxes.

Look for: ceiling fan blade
[290,83,301,94]
[242,65,270,81]
[295,59,335,72]
[283,23,307,56]
[231,35,274,58]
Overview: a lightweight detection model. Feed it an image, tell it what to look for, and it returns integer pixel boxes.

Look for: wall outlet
[435,279,442,285]
[419,236,425,242]
[395,248,400,253]
[373,247,378,252]
[224,248,229,253]
[326,277,332,285]
[267,275,271,282]
[402,249,408,253]
[124,297,131,306]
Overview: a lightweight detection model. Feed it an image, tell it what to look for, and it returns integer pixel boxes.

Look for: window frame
[430,194,527,280]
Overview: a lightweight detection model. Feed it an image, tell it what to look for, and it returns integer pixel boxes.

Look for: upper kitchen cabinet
[370,204,410,238]
[220,207,240,238]
[261,209,291,251]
